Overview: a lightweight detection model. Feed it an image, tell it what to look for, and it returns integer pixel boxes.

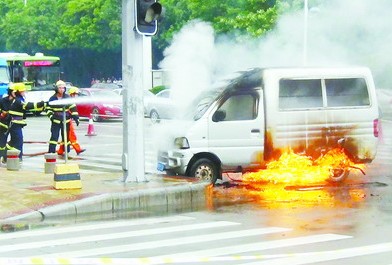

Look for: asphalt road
[14,115,392,264]
[21,116,157,174]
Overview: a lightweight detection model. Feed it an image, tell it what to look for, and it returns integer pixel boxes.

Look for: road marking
[155,233,351,259]
[40,227,292,258]
[237,241,392,265]
[0,221,241,253]
[0,241,390,265]
[0,215,195,240]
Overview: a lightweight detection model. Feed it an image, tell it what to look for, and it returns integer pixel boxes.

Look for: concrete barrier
[44,153,57,174]
[6,150,20,171]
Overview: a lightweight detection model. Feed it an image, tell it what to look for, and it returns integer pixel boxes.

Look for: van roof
[261,66,371,78]
[225,66,372,92]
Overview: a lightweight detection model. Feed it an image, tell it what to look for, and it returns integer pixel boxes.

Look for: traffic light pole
[122,0,147,182]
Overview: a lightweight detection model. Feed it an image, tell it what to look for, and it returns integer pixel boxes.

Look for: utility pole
[121,0,147,182]
[303,0,308,66]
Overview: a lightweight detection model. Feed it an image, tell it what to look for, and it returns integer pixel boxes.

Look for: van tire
[189,158,219,184]
[328,169,349,182]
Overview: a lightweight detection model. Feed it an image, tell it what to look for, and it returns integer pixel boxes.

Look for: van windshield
[185,87,224,121]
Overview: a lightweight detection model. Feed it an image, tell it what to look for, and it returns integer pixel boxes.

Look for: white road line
[41,227,292,258]
[0,221,240,253]
[78,162,121,170]
[239,241,392,265]
[155,233,351,260]
[0,215,195,240]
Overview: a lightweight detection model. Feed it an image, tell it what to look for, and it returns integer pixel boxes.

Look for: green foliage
[0,0,284,56]
[0,0,121,53]
[61,0,121,51]
[0,0,65,52]
[150,85,167,94]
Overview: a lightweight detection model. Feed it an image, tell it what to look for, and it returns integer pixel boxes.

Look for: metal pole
[62,107,68,163]
[122,0,146,182]
[303,0,308,66]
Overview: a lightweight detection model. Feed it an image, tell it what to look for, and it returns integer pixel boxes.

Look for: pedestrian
[5,83,46,160]
[46,80,79,155]
[57,86,85,155]
[0,88,13,164]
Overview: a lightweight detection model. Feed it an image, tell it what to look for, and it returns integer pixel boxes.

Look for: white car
[144,89,174,123]
[25,87,54,115]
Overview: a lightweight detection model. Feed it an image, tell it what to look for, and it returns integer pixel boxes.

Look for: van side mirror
[212,110,226,122]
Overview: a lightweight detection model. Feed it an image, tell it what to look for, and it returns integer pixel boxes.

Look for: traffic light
[135,0,162,36]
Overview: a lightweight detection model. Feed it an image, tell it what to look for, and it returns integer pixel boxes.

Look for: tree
[60,0,121,52]
[0,0,66,53]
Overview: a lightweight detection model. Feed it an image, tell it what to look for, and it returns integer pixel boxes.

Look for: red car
[76,88,122,122]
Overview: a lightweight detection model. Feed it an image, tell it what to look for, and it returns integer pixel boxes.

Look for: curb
[5,182,211,222]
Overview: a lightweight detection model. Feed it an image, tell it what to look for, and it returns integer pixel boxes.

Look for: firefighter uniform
[47,80,79,154]
[7,83,46,160]
[57,86,85,155]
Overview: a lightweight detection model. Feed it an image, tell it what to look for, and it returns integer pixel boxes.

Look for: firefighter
[6,82,46,160]
[57,86,85,155]
[47,80,79,155]
[0,87,13,163]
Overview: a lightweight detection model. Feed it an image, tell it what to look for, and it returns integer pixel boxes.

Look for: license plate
[157,162,165,171]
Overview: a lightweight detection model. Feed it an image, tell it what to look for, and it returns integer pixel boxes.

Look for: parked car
[145,89,174,123]
[91,82,122,90]
[111,88,159,119]
[112,88,124,96]
[77,88,122,122]
[24,86,54,116]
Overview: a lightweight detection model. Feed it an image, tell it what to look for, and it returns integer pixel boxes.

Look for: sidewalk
[0,164,210,223]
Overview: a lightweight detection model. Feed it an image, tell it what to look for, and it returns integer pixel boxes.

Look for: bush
[150,85,166,94]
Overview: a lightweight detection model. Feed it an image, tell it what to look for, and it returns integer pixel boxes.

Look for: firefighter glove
[73,116,80,126]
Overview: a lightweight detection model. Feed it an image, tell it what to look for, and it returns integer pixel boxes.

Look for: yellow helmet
[69,86,79,95]
[10,82,26,92]
[56,80,66,87]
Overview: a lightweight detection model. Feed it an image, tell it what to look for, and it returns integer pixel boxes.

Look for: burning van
[157,67,380,184]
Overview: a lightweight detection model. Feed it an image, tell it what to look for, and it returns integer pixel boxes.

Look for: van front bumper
[157,150,193,175]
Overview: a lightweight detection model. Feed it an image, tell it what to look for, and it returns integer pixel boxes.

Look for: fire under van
[157,67,380,184]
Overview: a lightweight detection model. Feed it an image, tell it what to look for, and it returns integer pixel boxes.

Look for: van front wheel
[328,169,349,183]
[189,158,219,184]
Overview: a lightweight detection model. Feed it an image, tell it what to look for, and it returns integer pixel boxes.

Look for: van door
[207,89,264,170]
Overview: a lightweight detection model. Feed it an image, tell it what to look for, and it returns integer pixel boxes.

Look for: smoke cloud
[160,0,392,90]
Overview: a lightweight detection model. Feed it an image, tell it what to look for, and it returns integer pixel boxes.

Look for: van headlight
[174,137,190,149]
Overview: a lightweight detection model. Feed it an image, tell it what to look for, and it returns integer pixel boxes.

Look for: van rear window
[279,79,323,109]
[325,78,369,107]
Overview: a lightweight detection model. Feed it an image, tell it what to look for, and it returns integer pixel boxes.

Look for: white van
[157,67,380,184]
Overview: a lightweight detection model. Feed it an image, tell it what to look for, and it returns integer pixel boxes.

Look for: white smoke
[159,20,215,110]
[160,0,392,89]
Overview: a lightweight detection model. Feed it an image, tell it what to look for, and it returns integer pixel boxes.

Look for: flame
[212,148,367,212]
[243,148,365,185]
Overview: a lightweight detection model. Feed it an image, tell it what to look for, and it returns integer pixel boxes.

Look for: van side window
[279,79,323,109]
[325,78,370,107]
[215,93,257,121]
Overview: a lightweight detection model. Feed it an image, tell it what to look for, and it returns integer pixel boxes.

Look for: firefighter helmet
[56,80,66,87]
[55,80,66,92]
[68,86,79,95]
[10,82,26,92]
